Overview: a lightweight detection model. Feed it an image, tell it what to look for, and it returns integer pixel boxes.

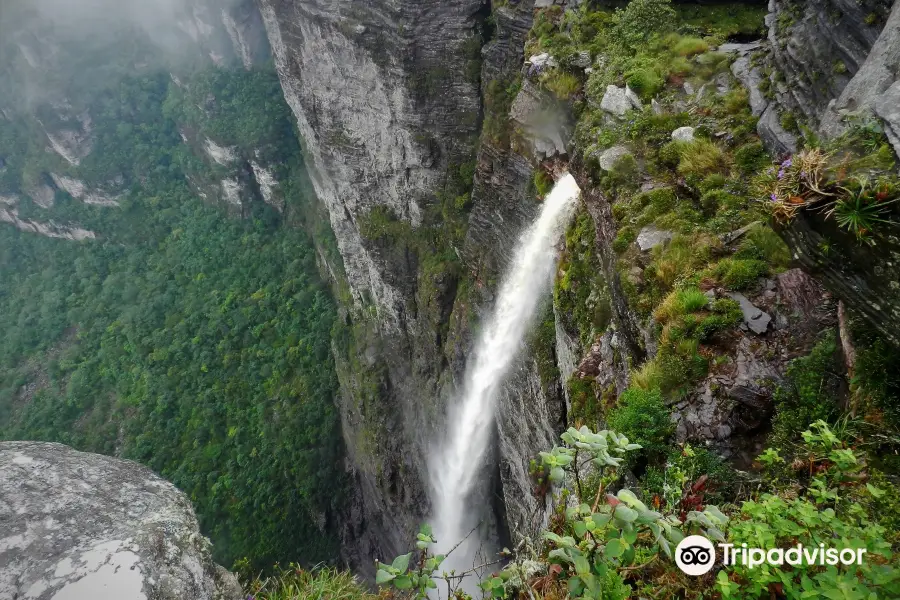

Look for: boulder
[727,292,772,335]
[597,145,632,171]
[599,85,632,116]
[570,51,591,70]
[671,126,695,142]
[624,85,642,110]
[636,225,673,251]
[0,442,241,600]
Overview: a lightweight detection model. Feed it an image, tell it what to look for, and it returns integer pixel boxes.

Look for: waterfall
[429,173,580,587]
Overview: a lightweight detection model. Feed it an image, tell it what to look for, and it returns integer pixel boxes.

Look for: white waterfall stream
[429,173,581,590]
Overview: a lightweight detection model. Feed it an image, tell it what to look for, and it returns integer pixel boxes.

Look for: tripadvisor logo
[675,535,869,576]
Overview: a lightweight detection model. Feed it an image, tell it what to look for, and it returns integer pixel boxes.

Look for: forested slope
[0,56,344,569]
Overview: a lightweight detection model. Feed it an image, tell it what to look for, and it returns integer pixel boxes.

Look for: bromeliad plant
[761,149,899,243]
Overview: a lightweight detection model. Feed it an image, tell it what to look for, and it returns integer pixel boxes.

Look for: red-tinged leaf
[606,494,621,507]
[691,475,709,492]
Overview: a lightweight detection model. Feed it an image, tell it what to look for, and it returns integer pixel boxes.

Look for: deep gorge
[1,0,900,598]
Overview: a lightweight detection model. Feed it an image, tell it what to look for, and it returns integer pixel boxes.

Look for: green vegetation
[240,565,378,600]
[606,387,673,463]
[0,66,342,570]
[379,421,900,599]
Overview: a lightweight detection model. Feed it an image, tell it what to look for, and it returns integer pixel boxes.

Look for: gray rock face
[636,226,673,252]
[672,270,835,464]
[0,442,240,600]
[766,0,892,128]
[510,81,572,160]
[258,0,499,572]
[727,292,772,335]
[874,80,900,156]
[757,104,798,155]
[819,0,900,137]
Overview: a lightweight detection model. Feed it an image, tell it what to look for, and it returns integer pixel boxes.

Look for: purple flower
[777,169,785,180]
[770,193,778,202]
[781,158,793,168]
[800,170,807,179]
[766,168,775,175]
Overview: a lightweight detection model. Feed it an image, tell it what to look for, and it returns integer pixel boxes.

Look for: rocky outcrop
[673,270,835,464]
[766,0,893,128]
[776,212,900,345]
[818,0,900,138]
[0,206,95,241]
[0,442,240,600]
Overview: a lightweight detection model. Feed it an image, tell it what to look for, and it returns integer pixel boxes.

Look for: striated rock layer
[0,442,241,600]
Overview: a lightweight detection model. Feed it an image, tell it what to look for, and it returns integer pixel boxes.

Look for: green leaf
[394,576,412,590]
[605,538,624,559]
[866,483,885,498]
[568,576,584,597]
[550,466,566,482]
[573,520,588,538]
[574,553,591,575]
[391,553,411,573]
[623,528,638,545]
[375,569,396,585]
[614,504,639,523]
[617,489,648,511]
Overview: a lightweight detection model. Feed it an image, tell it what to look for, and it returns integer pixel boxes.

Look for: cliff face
[752,0,900,344]
[258,0,577,565]
[258,0,489,569]
[0,0,280,236]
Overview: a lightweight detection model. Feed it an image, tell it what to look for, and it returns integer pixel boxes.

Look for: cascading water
[429,173,581,587]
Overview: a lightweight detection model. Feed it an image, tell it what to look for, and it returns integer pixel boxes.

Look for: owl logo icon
[675,535,716,576]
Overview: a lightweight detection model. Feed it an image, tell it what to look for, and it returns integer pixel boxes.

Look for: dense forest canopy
[0,59,345,569]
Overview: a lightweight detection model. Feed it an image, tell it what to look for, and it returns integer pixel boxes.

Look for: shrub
[706,257,767,289]
[242,565,377,600]
[770,332,841,447]
[722,87,749,114]
[636,186,677,212]
[658,140,688,166]
[625,68,665,100]
[667,56,694,76]
[613,226,637,252]
[533,169,553,197]
[700,189,735,213]
[614,0,677,48]
[655,338,708,396]
[677,139,725,177]
[699,173,727,192]
[642,444,741,510]
[695,298,742,340]
[673,36,710,57]
[733,141,769,173]
[735,226,791,271]
[607,387,674,462]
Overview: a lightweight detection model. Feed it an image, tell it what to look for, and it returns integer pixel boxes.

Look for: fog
[0,0,252,110]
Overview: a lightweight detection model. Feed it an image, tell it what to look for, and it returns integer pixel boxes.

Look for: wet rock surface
[0,442,240,600]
